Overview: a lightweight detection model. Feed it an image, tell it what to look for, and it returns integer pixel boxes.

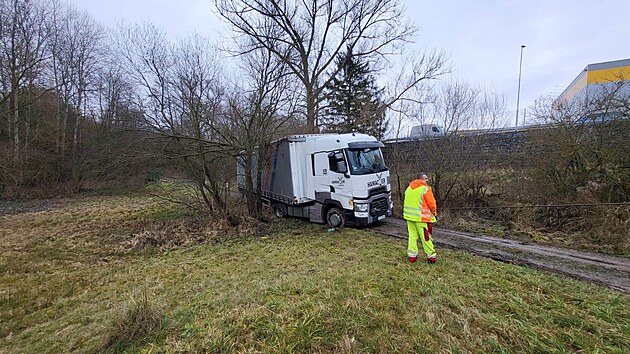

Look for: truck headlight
[354,203,369,212]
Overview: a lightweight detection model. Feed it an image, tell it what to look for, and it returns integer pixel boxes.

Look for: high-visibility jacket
[403,179,437,223]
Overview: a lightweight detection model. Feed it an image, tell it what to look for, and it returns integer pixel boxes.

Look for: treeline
[1,0,449,222]
[0,0,301,214]
[0,0,151,198]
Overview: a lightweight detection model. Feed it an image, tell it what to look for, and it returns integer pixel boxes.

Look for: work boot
[427,257,437,264]
[408,256,418,263]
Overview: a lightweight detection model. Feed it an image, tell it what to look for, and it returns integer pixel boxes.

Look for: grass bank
[1,193,629,353]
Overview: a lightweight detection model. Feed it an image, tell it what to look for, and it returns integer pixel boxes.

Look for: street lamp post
[516,44,526,127]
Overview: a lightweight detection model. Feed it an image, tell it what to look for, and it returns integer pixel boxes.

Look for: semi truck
[237,133,393,227]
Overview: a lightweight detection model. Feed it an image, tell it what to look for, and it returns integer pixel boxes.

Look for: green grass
[1,194,629,353]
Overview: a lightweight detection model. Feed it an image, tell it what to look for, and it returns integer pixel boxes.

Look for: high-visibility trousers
[406,220,436,260]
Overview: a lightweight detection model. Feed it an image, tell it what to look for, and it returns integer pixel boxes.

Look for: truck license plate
[378,215,385,220]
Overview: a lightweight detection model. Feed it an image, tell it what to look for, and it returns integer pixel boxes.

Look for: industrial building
[554,58,630,119]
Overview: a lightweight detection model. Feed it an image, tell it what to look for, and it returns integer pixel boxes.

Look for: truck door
[312,150,352,206]
[327,150,352,199]
[313,152,330,194]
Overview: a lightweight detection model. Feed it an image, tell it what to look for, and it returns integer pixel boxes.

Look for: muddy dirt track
[369,218,630,293]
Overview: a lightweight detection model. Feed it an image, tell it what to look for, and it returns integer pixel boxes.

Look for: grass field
[1,192,629,353]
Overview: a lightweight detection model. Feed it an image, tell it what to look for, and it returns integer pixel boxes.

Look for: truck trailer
[237,133,393,227]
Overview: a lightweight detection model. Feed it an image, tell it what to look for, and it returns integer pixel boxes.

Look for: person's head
[417,172,429,182]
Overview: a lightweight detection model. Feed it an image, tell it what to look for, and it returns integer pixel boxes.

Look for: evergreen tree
[322,51,388,139]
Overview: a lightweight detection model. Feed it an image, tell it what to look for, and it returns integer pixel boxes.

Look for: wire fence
[443,202,630,211]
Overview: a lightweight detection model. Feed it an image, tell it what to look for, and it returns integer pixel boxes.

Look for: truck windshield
[346,148,387,175]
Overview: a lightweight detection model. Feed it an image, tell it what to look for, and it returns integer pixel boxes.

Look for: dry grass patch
[102,291,165,353]
[443,208,630,257]
[1,193,629,353]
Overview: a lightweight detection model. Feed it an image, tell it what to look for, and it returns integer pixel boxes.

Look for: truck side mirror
[337,160,347,174]
[328,151,348,175]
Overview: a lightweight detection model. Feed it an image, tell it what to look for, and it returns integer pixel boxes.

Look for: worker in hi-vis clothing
[403,173,438,263]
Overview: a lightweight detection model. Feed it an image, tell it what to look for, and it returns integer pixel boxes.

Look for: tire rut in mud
[369,218,630,293]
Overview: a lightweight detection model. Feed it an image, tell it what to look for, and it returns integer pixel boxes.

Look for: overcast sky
[73,0,629,125]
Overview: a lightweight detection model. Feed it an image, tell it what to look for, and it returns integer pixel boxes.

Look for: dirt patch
[0,198,75,217]
[370,218,630,293]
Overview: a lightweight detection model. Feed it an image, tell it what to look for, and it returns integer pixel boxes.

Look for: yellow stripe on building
[558,71,587,103]
[587,66,630,84]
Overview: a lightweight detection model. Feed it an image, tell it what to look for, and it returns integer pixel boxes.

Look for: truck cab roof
[283,133,381,149]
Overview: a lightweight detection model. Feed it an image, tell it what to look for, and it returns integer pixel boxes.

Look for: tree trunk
[244,152,257,217]
[61,104,68,155]
[306,88,317,132]
[198,180,214,213]
[73,79,86,161]
[12,89,19,161]
[255,144,268,215]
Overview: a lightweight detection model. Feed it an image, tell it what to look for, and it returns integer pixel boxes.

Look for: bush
[145,170,162,182]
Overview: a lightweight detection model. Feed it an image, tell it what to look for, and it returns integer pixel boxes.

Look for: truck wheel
[326,207,346,228]
[273,203,287,218]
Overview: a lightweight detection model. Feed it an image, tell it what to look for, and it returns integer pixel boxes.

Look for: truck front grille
[370,198,388,217]
[368,186,387,198]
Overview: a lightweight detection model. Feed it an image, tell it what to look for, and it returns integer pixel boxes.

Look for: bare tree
[47,1,104,159]
[96,65,135,130]
[229,47,299,217]
[383,49,449,112]
[214,0,422,131]
[383,49,450,142]
[476,88,508,130]
[0,0,49,162]
[385,80,507,208]
[0,2,162,197]
[527,77,630,204]
[171,34,233,214]
[113,23,237,217]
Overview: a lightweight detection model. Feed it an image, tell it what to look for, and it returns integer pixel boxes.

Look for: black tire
[273,203,287,218]
[326,207,346,228]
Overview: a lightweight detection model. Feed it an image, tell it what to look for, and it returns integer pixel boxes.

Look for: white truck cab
[238,133,393,227]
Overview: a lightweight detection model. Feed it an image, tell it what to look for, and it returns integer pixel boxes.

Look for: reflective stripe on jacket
[403,179,437,223]
[403,185,427,221]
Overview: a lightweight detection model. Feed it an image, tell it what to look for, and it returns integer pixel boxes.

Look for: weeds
[102,291,164,353]
[442,205,630,256]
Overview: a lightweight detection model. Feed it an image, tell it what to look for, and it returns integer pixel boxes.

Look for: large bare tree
[113,23,237,216]
[214,0,419,131]
[228,47,299,217]
[0,0,49,162]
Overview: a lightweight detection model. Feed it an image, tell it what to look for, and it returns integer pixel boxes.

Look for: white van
[409,124,446,138]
